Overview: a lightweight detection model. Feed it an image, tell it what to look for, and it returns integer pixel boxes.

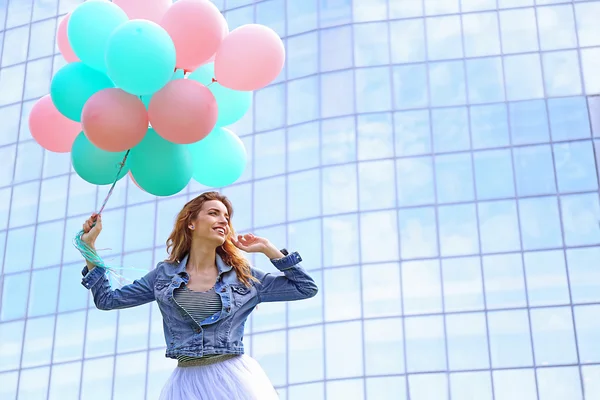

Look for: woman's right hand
[82,213,102,248]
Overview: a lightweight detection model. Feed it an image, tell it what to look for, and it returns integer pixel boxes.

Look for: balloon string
[71,149,138,287]
[97,149,131,216]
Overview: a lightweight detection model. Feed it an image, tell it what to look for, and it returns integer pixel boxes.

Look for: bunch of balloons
[28,0,285,196]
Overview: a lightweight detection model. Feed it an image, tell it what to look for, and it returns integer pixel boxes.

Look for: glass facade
[1,0,600,399]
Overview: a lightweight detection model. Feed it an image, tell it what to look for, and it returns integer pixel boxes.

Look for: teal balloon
[106,20,176,96]
[50,62,115,121]
[188,63,252,127]
[188,127,247,188]
[129,129,193,196]
[141,69,185,110]
[68,0,128,72]
[71,132,129,185]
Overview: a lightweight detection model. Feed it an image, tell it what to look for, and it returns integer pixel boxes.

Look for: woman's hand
[81,213,102,248]
[232,234,283,259]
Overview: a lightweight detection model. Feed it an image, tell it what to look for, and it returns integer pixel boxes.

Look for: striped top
[173,285,237,366]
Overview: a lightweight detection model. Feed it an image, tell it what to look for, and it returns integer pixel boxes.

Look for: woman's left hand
[232,233,270,253]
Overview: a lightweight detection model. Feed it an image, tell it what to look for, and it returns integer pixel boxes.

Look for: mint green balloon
[141,69,185,109]
[188,127,247,188]
[129,129,193,196]
[68,0,128,72]
[106,20,176,96]
[188,63,252,127]
[72,132,129,185]
[50,62,115,121]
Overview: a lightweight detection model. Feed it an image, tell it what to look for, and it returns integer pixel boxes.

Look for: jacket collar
[171,252,233,276]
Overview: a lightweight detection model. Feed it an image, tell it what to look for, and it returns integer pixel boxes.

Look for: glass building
[1,0,600,399]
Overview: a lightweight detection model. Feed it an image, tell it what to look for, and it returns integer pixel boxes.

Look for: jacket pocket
[230,285,253,307]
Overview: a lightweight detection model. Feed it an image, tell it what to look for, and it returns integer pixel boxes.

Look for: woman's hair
[165,191,257,287]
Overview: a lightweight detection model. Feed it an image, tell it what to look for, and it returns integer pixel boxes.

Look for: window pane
[432,107,470,153]
[405,316,447,373]
[567,247,600,304]
[574,305,600,363]
[513,144,556,196]
[473,149,515,200]
[396,157,435,207]
[478,200,521,253]
[561,193,600,247]
[364,318,404,375]
[442,256,485,312]
[438,203,479,257]
[362,263,402,318]
[325,321,363,379]
[504,54,544,101]
[450,371,493,400]
[22,316,55,368]
[28,267,59,317]
[54,311,86,363]
[537,366,583,400]
[366,377,407,400]
[323,214,359,267]
[18,366,50,400]
[548,97,591,141]
[253,331,286,387]
[426,15,463,60]
[554,141,598,193]
[447,313,489,370]
[49,362,81,400]
[402,260,442,315]
[358,160,396,211]
[0,320,24,371]
[429,60,466,107]
[488,310,534,368]
[353,22,389,67]
[519,197,563,250]
[524,250,570,307]
[435,153,475,203]
[493,369,538,400]
[483,254,527,309]
[408,373,448,400]
[537,4,577,51]
[398,207,439,259]
[289,326,324,384]
[81,357,114,400]
[530,307,578,366]
[324,266,361,322]
[394,110,431,157]
[322,164,357,215]
[360,211,399,263]
[466,57,505,104]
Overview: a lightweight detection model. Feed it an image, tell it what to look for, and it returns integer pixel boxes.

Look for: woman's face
[190,200,231,246]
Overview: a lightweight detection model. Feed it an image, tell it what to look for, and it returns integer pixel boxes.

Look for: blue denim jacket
[81,251,317,359]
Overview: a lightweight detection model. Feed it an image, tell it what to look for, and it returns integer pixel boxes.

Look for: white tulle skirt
[158,355,279,400]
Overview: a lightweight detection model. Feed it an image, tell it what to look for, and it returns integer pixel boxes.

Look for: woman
[79,191,318,399]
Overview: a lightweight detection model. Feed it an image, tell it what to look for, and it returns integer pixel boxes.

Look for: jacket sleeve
[81,264,160,310]
[252,251,318,303]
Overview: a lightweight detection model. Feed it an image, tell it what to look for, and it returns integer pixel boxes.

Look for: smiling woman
[77,191,318,400]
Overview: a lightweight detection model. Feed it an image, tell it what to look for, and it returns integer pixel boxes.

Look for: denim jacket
[80,251,317,359]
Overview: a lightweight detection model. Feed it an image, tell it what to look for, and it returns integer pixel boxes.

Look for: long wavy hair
[165,191,257,286]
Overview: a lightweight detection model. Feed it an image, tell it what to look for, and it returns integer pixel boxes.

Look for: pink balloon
[81,88,149,152]
[148,79,217,144]
[29,95,81,153]
[160,0,227,71]
[57,14,79,63]
[114,0,172,23]
[215,24,285,91]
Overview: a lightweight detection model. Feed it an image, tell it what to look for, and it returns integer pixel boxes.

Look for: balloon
[81,88,148,152]
[113,0,172,23]
[129,128,193,196]
[148,79,217,144]
[214,24,285,91]
[50,62,115,122]
[105,20,176,96]
[160,0,227,70]
[140,69,185,109]
[71,132,129,185]
[128,171,144,191]
[28,95,81,153]
[68,0,128,72]
[57,14,79,63]
[188,63,251,127]
[188,127,246,188]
